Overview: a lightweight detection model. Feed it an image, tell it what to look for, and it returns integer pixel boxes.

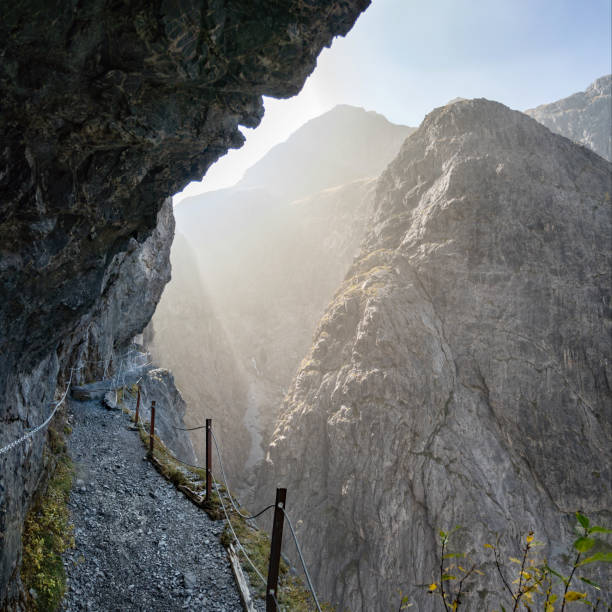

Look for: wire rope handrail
[213,479,268,586]
[210,427,262,521]
[1,347,151,457]
[0,367,75,456]
[280,507,323,612]
[150,436,276,521]
[121,374,321,612]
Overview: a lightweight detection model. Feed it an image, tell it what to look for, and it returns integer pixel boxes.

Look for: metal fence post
[266,488,287,611]
[206,418,212,499]
[149,400,156,453]
[135,385,140,424]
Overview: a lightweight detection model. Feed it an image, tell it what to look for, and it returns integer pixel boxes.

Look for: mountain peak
[525,74,611,160]
[236,105,415,200]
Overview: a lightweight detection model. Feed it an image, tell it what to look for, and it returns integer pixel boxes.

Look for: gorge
[148,76,611,610]
[0,2,610,610]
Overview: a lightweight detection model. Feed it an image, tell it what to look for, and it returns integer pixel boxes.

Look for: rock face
[148,106,413,493]
[258,100,612,611]
[526,74,612,161]
[138,367,198,465]
[0,199,174,608]
[0,1,369,605]
[236,104,415,200]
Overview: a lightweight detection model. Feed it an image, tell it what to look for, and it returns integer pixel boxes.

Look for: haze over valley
[1,2,610,611]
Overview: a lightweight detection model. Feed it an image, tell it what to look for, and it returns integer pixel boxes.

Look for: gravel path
[61,397,244,612]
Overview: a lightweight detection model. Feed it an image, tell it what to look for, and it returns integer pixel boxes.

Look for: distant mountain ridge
[526,74,611,161]
[234,104,414,200]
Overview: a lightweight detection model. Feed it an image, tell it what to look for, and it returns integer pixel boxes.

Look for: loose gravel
[61,397,244,612]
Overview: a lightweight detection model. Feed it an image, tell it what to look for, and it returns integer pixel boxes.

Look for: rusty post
[266,488,287,612]
[134,385,141,424]
[206,419,212,499]
[149,400,156,453]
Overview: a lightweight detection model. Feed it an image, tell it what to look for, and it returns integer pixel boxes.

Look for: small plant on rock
[423,513,611,610]
[427,526,481,611]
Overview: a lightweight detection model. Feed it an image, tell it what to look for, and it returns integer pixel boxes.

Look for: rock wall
[0,198,174,608]
[0,1,369,605]
[137,367,198,466]
[258,100,612,611]
[526,74,612,161]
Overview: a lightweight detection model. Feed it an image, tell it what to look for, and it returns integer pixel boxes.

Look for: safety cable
[0,368,75,456]
[280,507,323,612]
[213,479,267,586]
[155,444,276,521]
[172,424,208,431]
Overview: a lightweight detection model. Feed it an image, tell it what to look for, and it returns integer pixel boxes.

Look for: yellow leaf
[451,602,458,611]
[564,591,586,601]
[510,557,522,564]
[458,566,465,572]
[428,583,438,592]
[484,543,493,549]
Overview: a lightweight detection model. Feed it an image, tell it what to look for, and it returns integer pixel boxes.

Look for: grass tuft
[21,418,75,612]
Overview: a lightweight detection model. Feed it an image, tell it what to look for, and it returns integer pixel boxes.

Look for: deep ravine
[61,395,244,612]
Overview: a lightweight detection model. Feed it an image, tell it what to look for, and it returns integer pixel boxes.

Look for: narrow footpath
[61,396,243,612]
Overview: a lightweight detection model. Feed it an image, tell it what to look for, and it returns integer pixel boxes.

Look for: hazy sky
[174,0,612,203]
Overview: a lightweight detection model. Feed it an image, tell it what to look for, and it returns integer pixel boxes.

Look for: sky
[174,0,612,203]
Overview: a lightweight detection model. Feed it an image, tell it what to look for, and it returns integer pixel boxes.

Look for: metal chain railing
[0,348,149,458]
[0,368,75,456]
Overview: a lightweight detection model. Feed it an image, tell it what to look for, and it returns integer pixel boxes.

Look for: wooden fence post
[206,419,212,499]
[149,400,156,453]
[266,488,287,611]
[134,385,141,424]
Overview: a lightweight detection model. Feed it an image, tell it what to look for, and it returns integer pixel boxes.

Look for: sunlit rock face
[258,100,612,611]
[526,74,612,161]
[148,106,413,495]
[0,0,369,604]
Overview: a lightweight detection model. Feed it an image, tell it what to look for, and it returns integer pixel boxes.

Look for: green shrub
[419,513,611,611]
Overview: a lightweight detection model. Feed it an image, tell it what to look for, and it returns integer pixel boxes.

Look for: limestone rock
[0,1,369,603]
[526,74,612,161]
[138,368,197,465]
[258,99,612,611]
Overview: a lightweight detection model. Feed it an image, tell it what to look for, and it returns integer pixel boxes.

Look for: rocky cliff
[258,99,612,611]
[0,1,369,605]
[148,106,413,494]
[526,74,612,161]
